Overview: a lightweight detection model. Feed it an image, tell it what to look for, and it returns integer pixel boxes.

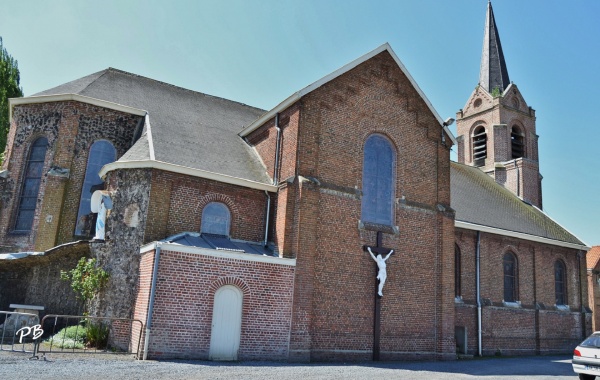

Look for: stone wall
[90,168,152,319]
[0,241,90,315]
[0,101,142,253]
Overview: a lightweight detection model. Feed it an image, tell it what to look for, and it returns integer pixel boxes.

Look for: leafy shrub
[86,321,109,348]
[45,321,110,349]
[60,258,109,311]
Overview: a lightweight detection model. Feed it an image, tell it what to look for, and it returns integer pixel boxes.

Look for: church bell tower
[456,0,543,208]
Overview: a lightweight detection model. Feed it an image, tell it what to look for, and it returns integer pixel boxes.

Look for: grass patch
[46,325,87,349]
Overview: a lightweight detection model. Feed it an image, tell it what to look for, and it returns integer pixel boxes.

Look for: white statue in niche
[367,247,394,297]
[91,190,113,240]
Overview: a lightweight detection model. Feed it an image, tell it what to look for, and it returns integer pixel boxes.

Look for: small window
[361,134,395,226]
[201,202,231,236]
[555,260,567,305]
[455,244,462,298]
[14,137,48,231]
[75,140,116,236]
[503,252,518,302]
[511,126,524,159]
[472,126,487,167]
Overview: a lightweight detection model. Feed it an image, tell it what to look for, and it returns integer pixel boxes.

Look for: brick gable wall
[246,51,456,361]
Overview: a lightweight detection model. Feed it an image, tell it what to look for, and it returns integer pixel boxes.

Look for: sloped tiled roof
[34,68,270,184]
[587,246,600,270]
[451,162,586,247]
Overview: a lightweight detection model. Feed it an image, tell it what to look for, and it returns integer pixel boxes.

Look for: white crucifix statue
[91,190,113,240]
[367,247,394,297]
[363,231,396,361]
[364,231,395,297]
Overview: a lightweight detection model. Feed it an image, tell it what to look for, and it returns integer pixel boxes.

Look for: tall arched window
[14,137,48,232]
[361,134,395,226]
[511,125,525,159]
[201,202,231,236]
[75,140,116,236]
[503,252,518,302]
[455,244,462,298]
[472,126,487,167]
[555,260,567,305]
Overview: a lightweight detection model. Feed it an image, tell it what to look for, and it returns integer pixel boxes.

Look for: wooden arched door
[209,285,243,360]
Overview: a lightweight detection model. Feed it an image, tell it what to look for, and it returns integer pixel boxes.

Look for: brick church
[0,2,590,360]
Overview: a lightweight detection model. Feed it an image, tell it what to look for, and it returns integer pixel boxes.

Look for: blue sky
[1,0,598,246]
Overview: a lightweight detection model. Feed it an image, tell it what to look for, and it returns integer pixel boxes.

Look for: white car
[573,332,600,380]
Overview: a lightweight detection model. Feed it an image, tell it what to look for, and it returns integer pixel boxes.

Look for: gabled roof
[479,1,510,93]
[587,246,600,270]
[31,68,272,186]
[451,162,588,250]
[239,43,457,145]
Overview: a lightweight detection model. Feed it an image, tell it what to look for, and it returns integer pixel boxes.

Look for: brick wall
[144,169,268,244]
[134,246,295,360]
[455,228,590,355]
[246,51,456,361]
[455,85,542,208]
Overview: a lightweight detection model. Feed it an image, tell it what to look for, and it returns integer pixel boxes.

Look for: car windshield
[581,334,600,348]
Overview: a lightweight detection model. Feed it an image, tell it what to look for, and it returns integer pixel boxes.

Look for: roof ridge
[103,67,265,113]
[79,68,111,94]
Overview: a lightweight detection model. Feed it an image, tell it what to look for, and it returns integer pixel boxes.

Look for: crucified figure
[367,247,394,297]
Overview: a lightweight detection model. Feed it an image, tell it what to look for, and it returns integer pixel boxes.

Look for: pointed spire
[479,1,510,94]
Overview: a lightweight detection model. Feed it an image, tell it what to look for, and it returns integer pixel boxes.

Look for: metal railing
[0,311,41,355]
[35,315,144,359]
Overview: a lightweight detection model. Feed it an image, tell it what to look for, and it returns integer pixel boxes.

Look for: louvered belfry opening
[511,126,524,159]
[472,126,487,166]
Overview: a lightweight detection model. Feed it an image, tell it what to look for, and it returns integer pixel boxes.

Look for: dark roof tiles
[35,68,270,184]
[451,162,585,246]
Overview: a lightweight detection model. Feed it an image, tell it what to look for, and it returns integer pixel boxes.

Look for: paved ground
[0,351,580,379]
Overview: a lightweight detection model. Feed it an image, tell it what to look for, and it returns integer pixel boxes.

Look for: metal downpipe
[476,231,482,357]
[263,191,270,247]
[143,242,162,360]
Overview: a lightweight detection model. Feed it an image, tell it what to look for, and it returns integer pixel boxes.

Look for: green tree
[61,257,110,310]
[0,37,24,157]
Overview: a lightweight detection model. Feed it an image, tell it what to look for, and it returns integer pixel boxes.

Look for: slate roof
[162,232,274,256]
[26,58,585,250]
[451,162,586,247]
[34,68,270,184]
[587,246,600,270]
[479,1,510,93]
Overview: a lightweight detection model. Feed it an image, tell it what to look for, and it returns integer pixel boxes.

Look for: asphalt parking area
[0,351,579,380]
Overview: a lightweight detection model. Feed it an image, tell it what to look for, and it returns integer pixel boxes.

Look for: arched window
[472,126,487,166]
[75,140,116,236]
[503,252,518,302]
[455,244,462,298]
[361,134,395,226]
[555,260,567,305]
[511,126,525,159]
[201,202,231,236]
[14,137,48,231]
